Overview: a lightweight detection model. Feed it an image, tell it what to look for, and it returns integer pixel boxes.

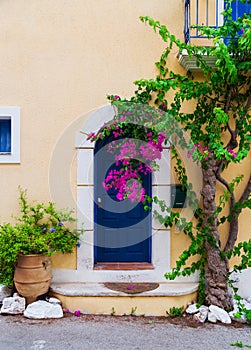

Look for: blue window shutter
[0,119,11,153]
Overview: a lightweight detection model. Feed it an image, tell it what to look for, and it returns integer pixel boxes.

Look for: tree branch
[216,161,235,211]
[239,173,251,203]
[216,162,231,192]
[224,173,251,252]
[224,86,233,114]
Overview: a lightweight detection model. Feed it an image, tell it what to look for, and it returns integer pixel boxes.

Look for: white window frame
[218,0,225,27]
[0,107,20,163]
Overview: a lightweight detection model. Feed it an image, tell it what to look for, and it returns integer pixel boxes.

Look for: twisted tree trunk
[201,158,233,310]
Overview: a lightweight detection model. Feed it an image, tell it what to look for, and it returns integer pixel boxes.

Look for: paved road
[0,314,250,350]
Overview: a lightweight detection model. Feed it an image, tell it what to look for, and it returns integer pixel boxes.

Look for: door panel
[94,134,152,262]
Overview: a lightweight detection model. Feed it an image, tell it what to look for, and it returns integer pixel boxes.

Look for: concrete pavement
[0,313,250,350]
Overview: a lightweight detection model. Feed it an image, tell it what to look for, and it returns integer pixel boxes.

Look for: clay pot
[14,254,52,304]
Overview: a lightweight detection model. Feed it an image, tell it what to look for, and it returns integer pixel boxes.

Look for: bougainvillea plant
[89,102,168,203]
[89,0,251,310]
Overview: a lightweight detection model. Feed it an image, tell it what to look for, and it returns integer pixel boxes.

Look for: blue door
[94,134,152,262]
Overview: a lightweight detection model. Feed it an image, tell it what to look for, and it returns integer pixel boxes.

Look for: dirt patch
[1,312,247,329]
[62,313,247,329]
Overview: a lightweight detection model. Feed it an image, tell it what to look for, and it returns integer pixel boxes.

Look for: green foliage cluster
[234,295,251,326]
[231,341,251,348]
[130,306,137,316]
[166,306,184,317]
[228,277,251,326]
[0,188,80,286]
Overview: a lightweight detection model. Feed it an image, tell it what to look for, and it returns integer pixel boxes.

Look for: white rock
[0,285,13,303]
[24,300,63,319]
[193,305,208,323]
[208,311,217,323]
[0,295,26,314]
[186,303,200,314]
[209,305,231,324]
[48,297,61,304]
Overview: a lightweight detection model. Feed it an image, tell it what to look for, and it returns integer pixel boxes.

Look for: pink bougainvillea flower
[227,148,237,158]
[74,310,81,317]
[127,285,135,290]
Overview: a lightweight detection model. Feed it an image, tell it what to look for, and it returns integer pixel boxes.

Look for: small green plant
[0,187,80,286]
[130,306,137,316]
[228,278,251,327]
[166,306,184,317]
[111,307,116,316]
[231,341,251,348]
[233,294,251,326]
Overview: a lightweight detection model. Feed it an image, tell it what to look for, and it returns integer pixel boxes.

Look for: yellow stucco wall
[0,0,183,270]
[52,292,198,316]
[0,1,250,272]
[0,0,178,217]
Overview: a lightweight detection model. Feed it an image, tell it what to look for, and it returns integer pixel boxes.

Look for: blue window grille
[0,118,11,153]
[184,0,251,43]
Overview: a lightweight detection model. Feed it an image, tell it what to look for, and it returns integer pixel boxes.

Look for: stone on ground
[209,305,231,324]
[0,294,26,314]
[193,305,208,323]
[186,303,200,315]
[0,285,13,304]
[48,297,61,304]
[24,300,63,319]
[207,310,217,323]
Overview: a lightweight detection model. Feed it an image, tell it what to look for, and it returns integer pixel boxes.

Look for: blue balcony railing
[184,0,251,44]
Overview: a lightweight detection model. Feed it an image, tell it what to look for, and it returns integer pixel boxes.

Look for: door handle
[97,197,101,208]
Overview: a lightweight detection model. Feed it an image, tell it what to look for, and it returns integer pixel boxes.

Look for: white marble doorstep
[50,282,199,297]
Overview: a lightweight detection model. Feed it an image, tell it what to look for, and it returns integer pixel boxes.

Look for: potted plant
[0,187,80,303]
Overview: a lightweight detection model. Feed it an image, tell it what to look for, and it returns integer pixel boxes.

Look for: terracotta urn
[14,254,52,304]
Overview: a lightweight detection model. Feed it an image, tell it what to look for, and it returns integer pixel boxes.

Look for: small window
[0,118,11,153]
[0,107,20,163]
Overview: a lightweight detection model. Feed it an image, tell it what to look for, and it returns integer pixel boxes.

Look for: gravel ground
[0,313,250,350]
